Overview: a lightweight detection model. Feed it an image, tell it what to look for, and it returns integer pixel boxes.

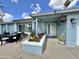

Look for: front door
[47,23,56,36]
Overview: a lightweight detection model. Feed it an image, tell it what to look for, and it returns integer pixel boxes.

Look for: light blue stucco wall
[8,24,15,33]
[0,23,32,34]
[56,12,79,46]
[57,12,79,46]
[38,22,45,33]
[77,17,79,45]
[1,24,6,33]
[0,23,17,33]
[37,22,57,37]
[66,13,79,46]
[57,22,66,43]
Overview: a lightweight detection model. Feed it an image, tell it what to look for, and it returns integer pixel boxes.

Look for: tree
[64,0,72,7]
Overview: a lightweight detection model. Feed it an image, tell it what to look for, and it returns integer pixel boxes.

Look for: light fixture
[70,18,77,24]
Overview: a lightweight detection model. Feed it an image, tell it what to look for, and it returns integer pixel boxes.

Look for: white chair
[2,37,9,41]
[13,37,16,39]
[1,37,9,46]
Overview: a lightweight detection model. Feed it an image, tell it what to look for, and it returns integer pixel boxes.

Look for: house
[0,8,79,47]
[31,8,79,46]
[0,18,32,34]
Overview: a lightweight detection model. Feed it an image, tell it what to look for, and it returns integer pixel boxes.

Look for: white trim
[36,18,38,35]
[0,25,1,34]
[6,24,8,32]
[32,20,35,31]
[14,23,17,32]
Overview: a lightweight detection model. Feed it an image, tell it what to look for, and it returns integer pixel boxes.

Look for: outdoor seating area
[0,31,28,46]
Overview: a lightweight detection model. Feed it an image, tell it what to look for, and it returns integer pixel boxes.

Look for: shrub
[58,35,64,41]
[30,31,35,37]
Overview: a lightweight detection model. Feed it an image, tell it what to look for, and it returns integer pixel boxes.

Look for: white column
[22,24,24,32]
[14,23,17,32]
[0,24,1,34]
[36,18,38,35]
[76,18,79,45]
[32,21,34,31]
[6,24,8,32]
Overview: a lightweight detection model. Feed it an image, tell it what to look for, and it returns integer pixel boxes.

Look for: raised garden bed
[21,34,47,55]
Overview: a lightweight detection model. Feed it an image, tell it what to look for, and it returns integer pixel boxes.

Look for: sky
[1,0,79,20]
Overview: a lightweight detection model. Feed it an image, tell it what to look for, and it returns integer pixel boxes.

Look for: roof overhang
[31,13,66,22]
[31,8,79,18]
[30,8,79,22]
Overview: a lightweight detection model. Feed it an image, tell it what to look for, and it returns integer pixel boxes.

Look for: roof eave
[31,8,79,17]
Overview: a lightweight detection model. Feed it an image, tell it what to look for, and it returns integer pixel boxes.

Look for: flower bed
[21,34,47,55]
[28,32,45,42]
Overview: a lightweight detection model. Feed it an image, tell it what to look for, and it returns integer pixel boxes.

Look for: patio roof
[12,19,33,23]
[31,8,79,18]
[37,14,63,22]
[0,18,33,24]
[31,12,66,22]
[31,8,79,22]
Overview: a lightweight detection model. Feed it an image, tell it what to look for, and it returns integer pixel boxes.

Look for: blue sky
[1,0,79,20]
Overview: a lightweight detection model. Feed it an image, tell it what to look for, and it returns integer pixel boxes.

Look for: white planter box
[21,35,47,55]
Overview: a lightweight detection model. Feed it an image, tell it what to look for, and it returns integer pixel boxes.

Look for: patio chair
[22,32,28,38]
[18,33,21,40]
[0,34,9,46]
[13,33,21,42]
[4,32,10,37]
[13,36,16,39]
[13,36,17,42]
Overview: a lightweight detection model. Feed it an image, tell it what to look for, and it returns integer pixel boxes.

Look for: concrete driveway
[0,38,79,59]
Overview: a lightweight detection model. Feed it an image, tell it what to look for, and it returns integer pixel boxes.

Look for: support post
[6,24,8,32]
[0,24,1,34]
[32,21,34,31]
[36,18,38,36]
[14,23,17,32]
[32,20,36,31]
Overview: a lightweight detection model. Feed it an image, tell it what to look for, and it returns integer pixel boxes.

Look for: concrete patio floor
[0,38,79,59]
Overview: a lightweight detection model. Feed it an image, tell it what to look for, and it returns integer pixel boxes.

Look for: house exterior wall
[77,20,79,45]
[8,24,16,33]
[1,24,6,33]
[0,25,1,34]
[66,13,79,46]
[57,22,66,43]
[0,23,32,34]
[38,22,45,33]
[17,24,32,32]
[0,23,17,33]
[37,22,56,37]
[76,14,79,45]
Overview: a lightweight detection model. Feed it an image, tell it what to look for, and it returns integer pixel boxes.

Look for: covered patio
[32,13,67,43]
[31,9,79,47]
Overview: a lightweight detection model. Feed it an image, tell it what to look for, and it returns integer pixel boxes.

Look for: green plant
[30,31,35,37]
[29,31,40,42]
[64,0,71,7]
[58,35,64,41]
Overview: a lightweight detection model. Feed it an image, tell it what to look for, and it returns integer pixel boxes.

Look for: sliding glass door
[46,23,56,36]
